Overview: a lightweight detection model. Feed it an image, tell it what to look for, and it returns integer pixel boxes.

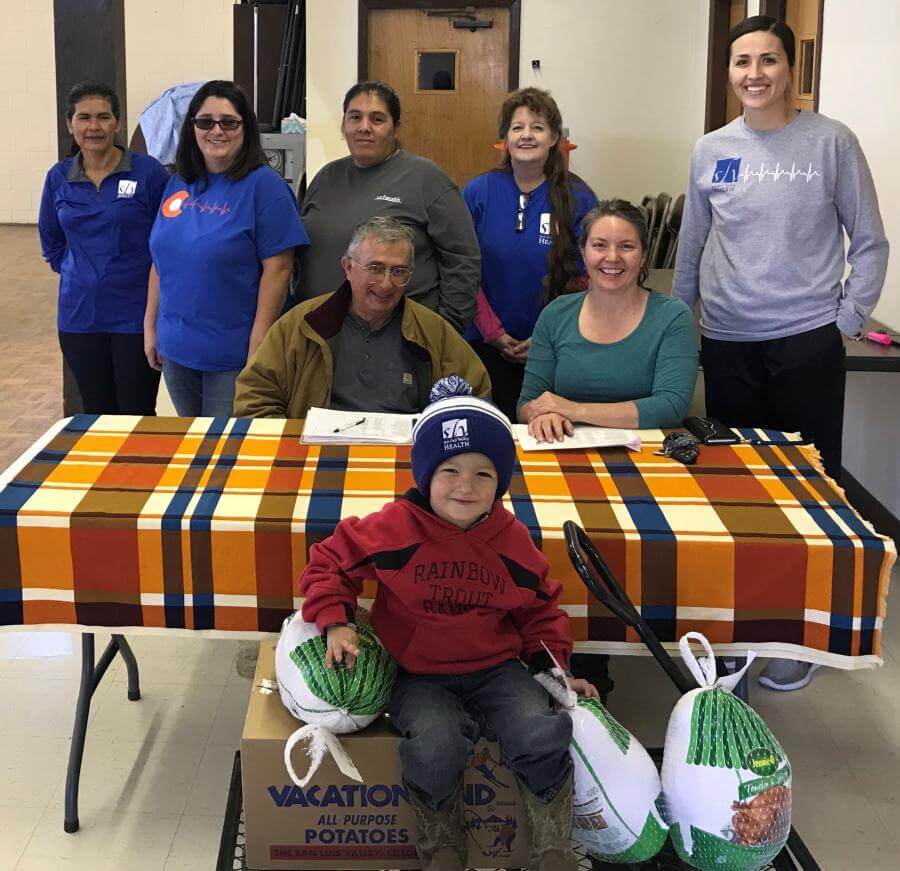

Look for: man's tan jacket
[233,283,491,418]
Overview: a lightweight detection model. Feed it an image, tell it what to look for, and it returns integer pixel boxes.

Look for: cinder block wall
[0,0,57,223]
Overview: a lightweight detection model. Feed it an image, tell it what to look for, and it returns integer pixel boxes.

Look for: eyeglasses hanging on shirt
[515,192,530,233]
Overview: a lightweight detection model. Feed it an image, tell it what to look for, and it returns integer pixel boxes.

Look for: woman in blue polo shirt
[39,80,169,414]
[146,80,309,417]
[463,87,597,420]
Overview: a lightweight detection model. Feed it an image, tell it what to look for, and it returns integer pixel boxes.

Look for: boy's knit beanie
[411,376,515,499]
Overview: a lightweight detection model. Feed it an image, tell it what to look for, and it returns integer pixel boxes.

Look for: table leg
[64,633,95,833]
[113,635,141,701]
[733,667,750,703]
[717,656,751,704]
[64,633,141,833]
[785,825,822,870]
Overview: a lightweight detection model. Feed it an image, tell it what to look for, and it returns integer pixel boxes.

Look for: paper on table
[301,407,416,445]
[512,423,641,452]
[637,428,666,444]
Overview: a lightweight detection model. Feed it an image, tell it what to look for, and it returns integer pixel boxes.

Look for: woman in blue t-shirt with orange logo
[146,80,309,417]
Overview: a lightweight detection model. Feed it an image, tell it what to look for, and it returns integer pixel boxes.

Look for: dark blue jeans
[389,659,573,810]
[162,358,240,417]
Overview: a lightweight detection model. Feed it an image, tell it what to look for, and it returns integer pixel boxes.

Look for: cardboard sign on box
[242,643,532,870]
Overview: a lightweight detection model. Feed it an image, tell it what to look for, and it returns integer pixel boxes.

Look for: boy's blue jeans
[389,659,573,810]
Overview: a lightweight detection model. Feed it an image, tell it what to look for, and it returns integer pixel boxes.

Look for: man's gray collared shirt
[330,308,421,413]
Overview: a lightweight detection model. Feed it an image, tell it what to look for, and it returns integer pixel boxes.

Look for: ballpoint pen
[332,417,366,433]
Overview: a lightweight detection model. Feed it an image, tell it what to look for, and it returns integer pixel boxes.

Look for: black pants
[701,323,846,477]
[472,341,526,422]
[58,331,161,415]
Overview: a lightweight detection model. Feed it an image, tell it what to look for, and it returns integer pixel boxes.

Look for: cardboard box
[242,642,531,869]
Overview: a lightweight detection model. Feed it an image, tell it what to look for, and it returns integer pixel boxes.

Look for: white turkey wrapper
[535,643,667,863]
[274,608,397,787]
[571,699,668,863]
[661,633,792,871]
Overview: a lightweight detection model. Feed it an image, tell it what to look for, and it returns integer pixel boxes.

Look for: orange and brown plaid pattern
[0,415,894,666]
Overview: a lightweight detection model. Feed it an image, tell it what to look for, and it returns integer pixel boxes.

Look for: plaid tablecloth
[0,415,894,667]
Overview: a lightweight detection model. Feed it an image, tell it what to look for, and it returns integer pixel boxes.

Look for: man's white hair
[346,216,414,264]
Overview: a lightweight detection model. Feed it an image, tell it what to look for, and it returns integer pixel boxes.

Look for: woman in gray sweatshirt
[674,15,889,693]
[674,16,887,469]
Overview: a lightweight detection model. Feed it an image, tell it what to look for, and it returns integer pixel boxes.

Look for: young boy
[300,382,597,871]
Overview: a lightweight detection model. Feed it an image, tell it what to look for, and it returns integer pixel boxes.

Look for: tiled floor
[1,225,898,869]
[0,225,174,473]
[0,225,64,470]
[2,617,900,870]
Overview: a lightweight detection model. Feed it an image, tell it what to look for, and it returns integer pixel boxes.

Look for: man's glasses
[192,116,244,132]
[350,259,413,287]
[515,192,529,233]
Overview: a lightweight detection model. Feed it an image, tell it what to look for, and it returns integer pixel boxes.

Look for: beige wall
[0,0,56,224]
[819,2,900,516]
[305,0,358,179]
[818,0,899,332]
[124,0,235,142]
[516,0,708,201]
[0,0,235,225]
[306,0,709,203]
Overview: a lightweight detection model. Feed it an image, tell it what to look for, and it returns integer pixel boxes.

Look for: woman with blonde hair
[463,87,597,420]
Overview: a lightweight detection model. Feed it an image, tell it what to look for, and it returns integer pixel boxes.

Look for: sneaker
[757,658,821,692]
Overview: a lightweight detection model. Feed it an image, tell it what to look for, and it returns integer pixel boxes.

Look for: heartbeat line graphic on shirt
[184,199,232,216]
[161,192,232,218]
[738,161,821,184]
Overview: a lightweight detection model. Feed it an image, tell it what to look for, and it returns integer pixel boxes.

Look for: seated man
[233,217,491,418]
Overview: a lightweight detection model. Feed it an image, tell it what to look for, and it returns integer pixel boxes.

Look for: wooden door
[724,0,748,124]
[785,0,822,112]
[705,0,746,131]
[365,6,513,187]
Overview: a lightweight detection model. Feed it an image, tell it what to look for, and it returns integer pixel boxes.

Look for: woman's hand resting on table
[525,392,580,442]
[528,413,574,442]
[325,625,359,670]
[527,391,578,420]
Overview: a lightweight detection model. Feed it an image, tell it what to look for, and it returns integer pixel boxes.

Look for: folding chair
[661,193,685,269]
[647,192,672,269]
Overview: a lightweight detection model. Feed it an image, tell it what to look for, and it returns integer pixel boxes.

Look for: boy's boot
[405,780,467,871]
[517,772,579,871]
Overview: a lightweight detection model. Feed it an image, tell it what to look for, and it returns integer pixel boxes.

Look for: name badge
[117,180,137,198]
[402,372,413,385]
[539,213,551,235]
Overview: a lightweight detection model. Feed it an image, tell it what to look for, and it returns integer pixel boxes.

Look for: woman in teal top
[518,200,697,441]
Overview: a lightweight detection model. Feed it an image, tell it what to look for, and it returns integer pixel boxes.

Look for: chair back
[647,192,672,269]
[661,194,685,269]
[639,194,657,246]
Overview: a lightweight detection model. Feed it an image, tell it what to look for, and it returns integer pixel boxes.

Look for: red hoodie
[300,490,572,675]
